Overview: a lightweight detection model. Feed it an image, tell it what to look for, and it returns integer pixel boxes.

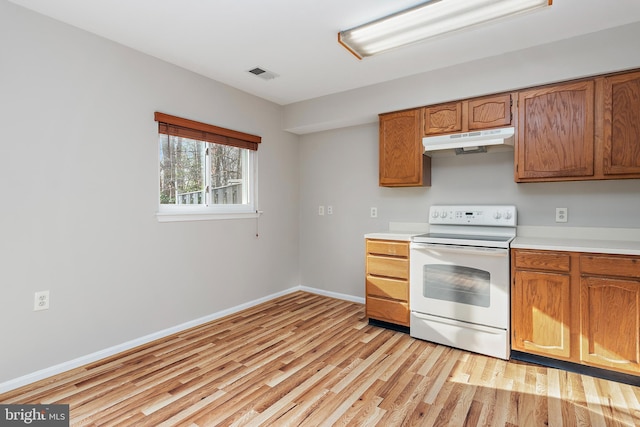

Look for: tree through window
[155,112,260,215]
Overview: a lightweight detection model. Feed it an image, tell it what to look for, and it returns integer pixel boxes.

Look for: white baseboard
[299,286,365,304]
[0,286,362,394]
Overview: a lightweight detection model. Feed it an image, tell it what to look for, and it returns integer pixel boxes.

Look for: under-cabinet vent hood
[423,126,515,155]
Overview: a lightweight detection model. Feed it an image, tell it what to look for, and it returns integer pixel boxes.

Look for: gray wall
[297,23,640,298]
[284,22,640,134]
[3,0,640,386]
[0,1,300,383]
[299,124,640,298]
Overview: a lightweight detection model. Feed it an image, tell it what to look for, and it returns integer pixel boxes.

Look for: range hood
[423,126,515,155]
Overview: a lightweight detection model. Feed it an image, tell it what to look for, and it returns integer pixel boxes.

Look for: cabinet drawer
[366,296,410,326]
[514,250,571,272]
[580,255,640,279]
[367,255,409,279]
[366,276,408,301]
[366,240,409,257]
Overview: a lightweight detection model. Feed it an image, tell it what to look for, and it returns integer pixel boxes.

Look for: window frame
[154,112,261,222]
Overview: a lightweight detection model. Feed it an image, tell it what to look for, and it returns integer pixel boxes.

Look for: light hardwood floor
[2,291,640,426]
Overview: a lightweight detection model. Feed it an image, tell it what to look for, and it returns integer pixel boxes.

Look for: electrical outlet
[370,207,378,218]
[555,207,568,223]
[318,205,325,216]
[327,205,333,215]
[34,290,50,311]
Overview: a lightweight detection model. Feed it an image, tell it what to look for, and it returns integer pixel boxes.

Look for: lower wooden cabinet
[580,255,640,373]
[365,239,410,326]
[512,249,640,376]
[580,276,640,372]
[512,269,572,359]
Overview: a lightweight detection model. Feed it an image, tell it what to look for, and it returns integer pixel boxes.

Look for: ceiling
[8,0,640,105]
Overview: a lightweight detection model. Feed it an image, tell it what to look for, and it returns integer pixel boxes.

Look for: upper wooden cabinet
[423,93,513,136]
[515,69,640,182]
[602,70,640,177]
[423,102,462,135]
[380,68,640,186]
[516,80,595,181]
[468,93,514,130]
[379,109,431,187]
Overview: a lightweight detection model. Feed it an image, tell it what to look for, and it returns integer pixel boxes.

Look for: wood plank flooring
[2,291,640,426]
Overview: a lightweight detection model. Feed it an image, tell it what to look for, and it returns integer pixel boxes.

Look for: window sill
[156,211,260,223]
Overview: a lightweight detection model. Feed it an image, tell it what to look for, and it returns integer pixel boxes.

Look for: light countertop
[365,222,428,242]
[364,232,420,242]
[365,224,640,255]
[512,226,640,256]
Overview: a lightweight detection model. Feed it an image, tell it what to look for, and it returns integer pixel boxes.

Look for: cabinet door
[516,81,595,181]
[468,94,512,130]
[423,103,462,135]
[379,110,430,187]
[512,270,571,359]
[580,276,640,374]
[602,71,640,176]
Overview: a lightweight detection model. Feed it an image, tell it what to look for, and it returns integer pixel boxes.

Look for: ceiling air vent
[247,67,279,81]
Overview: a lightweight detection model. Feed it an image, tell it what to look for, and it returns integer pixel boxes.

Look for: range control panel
[429,205,517,227]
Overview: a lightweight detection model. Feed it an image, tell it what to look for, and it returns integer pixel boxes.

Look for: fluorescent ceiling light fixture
[338,0,552,59]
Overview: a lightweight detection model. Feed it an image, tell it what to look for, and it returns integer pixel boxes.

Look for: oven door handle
[410,242,508,256]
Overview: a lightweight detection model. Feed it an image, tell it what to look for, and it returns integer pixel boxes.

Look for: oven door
[410,242,510,329]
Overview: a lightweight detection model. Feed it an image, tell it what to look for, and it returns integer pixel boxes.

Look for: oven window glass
[423,264,490,307]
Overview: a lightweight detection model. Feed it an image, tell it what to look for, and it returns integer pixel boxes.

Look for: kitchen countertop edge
[513,226,640,255]
[512,236,640,256]
[365,222,429,242]
[366,224,640,255]
[364,232,422,242]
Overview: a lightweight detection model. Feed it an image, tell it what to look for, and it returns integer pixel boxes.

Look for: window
[154,112,260,221]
